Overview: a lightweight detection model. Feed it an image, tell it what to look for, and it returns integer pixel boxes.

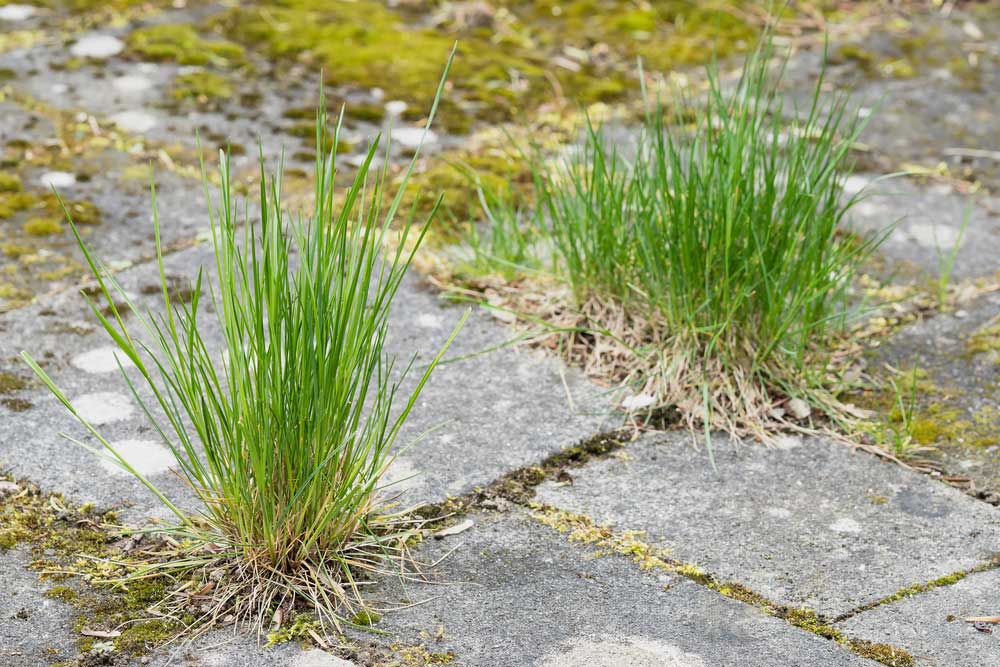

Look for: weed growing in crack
[457,31,884,442]
[21,57,466,635]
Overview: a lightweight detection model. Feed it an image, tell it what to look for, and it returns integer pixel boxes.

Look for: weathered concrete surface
[357,509,881,667]
[0,548,77,667]
[870,290,1000,499]
[536,433,1000,618]
[844,174,1000,282]
[783,8,1000,189]
[0,238,613,519]
[837,568,1000,667]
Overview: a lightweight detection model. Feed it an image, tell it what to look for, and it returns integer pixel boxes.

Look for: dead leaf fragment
[80,628,122,638]
[963,616,1000,624]
[432,519,473,539]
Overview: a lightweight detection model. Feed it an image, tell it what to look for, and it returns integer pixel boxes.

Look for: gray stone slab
[782,8,1000,189]
[868,289,1000,499]
[844,174,1000,282]
[0,548,77,667]
[837,568,1000,667]
[0,238,613,519]
[535,433,1000,618]
[353,508,880,667]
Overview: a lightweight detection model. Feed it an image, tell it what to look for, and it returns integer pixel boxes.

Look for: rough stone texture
[0,548,77,667]
[869,289,1000,498]
[837,568,1000,667]
[844,175,1000,282]
[0,239,613,519]
[357,509,881,667]
[536,433,1000,618]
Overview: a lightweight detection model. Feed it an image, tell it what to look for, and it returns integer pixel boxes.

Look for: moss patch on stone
[172,70,234,104]
[128,24,246,68]
[211,0,760,133]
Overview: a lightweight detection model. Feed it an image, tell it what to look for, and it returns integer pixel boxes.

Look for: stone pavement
[3,3,1000,667]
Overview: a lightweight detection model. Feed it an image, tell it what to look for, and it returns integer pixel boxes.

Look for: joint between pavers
[830,553,1000,625]
[525,501,918,667]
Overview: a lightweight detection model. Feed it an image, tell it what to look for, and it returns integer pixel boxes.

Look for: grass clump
[21,59,464,634]
[460,34,880,440]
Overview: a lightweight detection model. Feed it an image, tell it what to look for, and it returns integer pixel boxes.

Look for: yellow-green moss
[211,0,757,132]
[128,24,246,67]
[265,615,321,647]
[389,643,457,666]
[351,609,382,627]
[22,217,63,236]
[0,172,23,193]
[0,371,28,394]
[172,70,234,103]
[44,585,79,603]
[967,316,1000,358]
[0,191,36,219]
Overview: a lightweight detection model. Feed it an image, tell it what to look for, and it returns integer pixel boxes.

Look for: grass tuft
[21,56,465,635]
[459,32,883,441]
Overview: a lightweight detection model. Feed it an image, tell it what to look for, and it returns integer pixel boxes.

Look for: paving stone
[836,568,1000,667]
[783,8,1000,188]
[0,240,612,518]
[871,290,1000,498]
[355,509,881,666]
[535,433,1000,618]
[0,548,77,667]
[844,174,1000,282]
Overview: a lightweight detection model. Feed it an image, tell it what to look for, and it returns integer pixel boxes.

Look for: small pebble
[112,75,154,94]
[110,110,157,134]
[70,34,124,59]
[39,171,76,189]
[0,4,37,22]
[385,100,408,116]
[390,126,437,150]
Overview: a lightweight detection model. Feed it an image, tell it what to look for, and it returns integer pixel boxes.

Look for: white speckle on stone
[621,393,656,410]
[101,440,174,477]
[829,517,862,533]
[766,507,792,519]
[71,346,135,374]
[39,171,76,189]
[51,83,69,95]
[72,391,135,425]
[542,637,705,667]
[385,100,408,116]
[291,649,357,667]
[370,87,384,101]
[907,223,960,249]
[70,34,124,59]
[0,4,37,21]
[391,127,437,150]
[841,175,871,196]
[858,106,872,119]
[110,110,157,133]
[112,75,154,94]
[416,313,441,328]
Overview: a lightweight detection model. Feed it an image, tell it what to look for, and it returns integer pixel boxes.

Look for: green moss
[1,397,33,412]
[172,70,234,103]
[128,24,246,67]
[351,609,382,626]
[23,217,63,236]
[0,191,36,219]
[967,316,1000,358]
[44,585,79,603]
[265,614,321,646]
[0,172,23,193]
[212,0,757,132]
[0,371,28,394]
